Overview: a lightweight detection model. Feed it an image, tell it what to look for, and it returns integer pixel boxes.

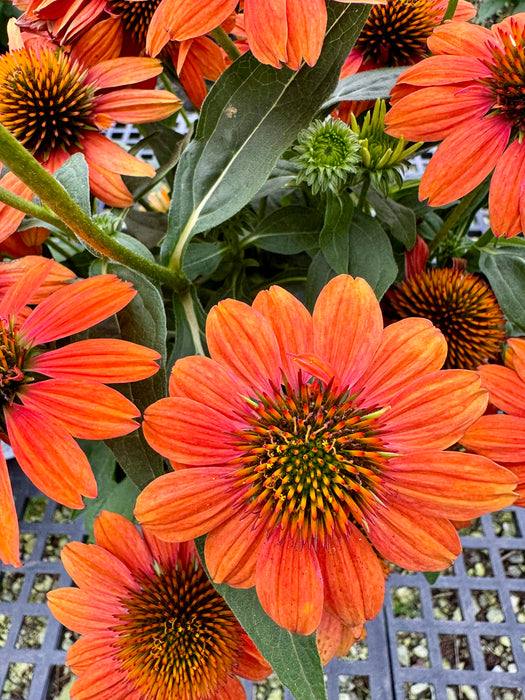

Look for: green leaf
[479,248,525,332]
[367,188,417,248]
[113,232,156,261]
[319,191,354,274]
[306,252,336,311]
[79,441,139,538]
[424,571,441,585]
[183,241,224,280]
[254,206,322,254]
[348,212,397,299]
[53,153,90,214]
[103,264,168,489]
[161,2,371,267]
[195,538,326,700]
[168,287,207,371]
[323,66,406,110]
[124,209,167,250]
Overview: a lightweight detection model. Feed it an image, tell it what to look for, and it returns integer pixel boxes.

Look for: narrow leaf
[480,248,525,332]
[320,191,354,273]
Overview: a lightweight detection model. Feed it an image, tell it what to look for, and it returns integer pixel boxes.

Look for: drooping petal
[86,57,163,88]
[61,541,139,595]
[86,161,135,208]
[143,397,242,465]
[81,132,155,177]
[0,255,76,302]
[0,171,34,240]
[204,509,268,588]
[19,275,135,345]
[19,379,140,439]
[252,285,313,386]
[317,524,385,627]
[366,501,461,571]
[255,530,323,635]
[379,370,488,452]
[478,364,525,417]
[234,634,273,681]
[489,138,525,238]
[282,0,326,69]
[5,404,97,508]
[29,338,160,383]
[211,676,246,700]
[94,511,154,577]
[0,447,20,567]
[382,451,517,519]
[0,256,54,319]
[93,89,181,126]
[134,468,238,541]
[419,115,511,206]
[460,414,525,462]
[206,299,282,393]
[353,318,447,406]
[506,338,525,383]
[243,0,288,68]
[313,275,383,389]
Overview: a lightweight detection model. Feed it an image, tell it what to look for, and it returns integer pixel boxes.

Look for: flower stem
[211,26,241,62]
[356,175,370,213]
[442,0,459,21]
[0,124,186,291]
[428,184,486,256]
[181,289,204,355]
[0,186,72,234]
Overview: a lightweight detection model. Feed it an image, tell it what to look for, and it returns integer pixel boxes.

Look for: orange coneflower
[47,510,271,700]
[0,258,160,567]
[461,337,525,506]
[385,13,525,238]
[135,275,516,636]
[0,27,181,238]
[385,237,506,370]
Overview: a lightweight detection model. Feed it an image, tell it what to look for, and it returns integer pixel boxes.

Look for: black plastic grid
[2,457,525,700]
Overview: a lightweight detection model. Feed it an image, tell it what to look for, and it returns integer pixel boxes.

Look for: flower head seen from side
[47,510,271,700]
[0,29,181,238]
[461,337,525,506]
[135,275,517,636]
[385,12,525,238]
[0,258,160,567]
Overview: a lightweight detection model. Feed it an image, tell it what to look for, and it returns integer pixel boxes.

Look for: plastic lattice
[1,458,525,700]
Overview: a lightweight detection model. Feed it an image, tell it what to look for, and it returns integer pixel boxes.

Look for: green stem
[356,175,370,214]
[181,289,204,355]
[211,26,242,62]
[0,124,186,291]
[443,0,459,21]
[428,186,483,256]
[0,186,71,234]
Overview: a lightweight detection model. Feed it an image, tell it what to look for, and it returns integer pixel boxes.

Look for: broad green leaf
[104,264,167,488]
[253,206,322,254]
[367,188,416,248]
[306,252,336,311]
[424,571,441,585]
[124,209,167,250]
[348,212,397,299]
[195,538,326,700]
[183,241,224,279]
[53,153,90,214]
[161,2,371,268]
[480,248,525,332]
[323,66,406,110]
[320,191,354,274]
[113,232,155,261]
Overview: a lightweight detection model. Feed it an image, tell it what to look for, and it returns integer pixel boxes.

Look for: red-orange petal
[61,541,139,596]
[313,275,383,389]
[478,364,525,417]
[244,0,288,68]
[507,338,525,383]
[318,524,385,628]
[20,379,140,439]
[235,634,273,681]
[383,451,517,519]
[94,89,181,126]
[0,448,20,567]
[82,132,155,177]
[283,0,326,70]
[0,257,54,319]
[366,502,461,571]
[460,414,525,462]
[255,530,323,635]
[0,172,33,240]
[94,511,154,576]
[47,588,119,634]
[86,56,163,88]
[489,138,525,238]
[134,467,237,541]
[354,318,447,406]
[29,338,160,383]
[66,633,118,672]
[5,404,97,508]
[427,19,492,56]
[395,55,490,86]
[87,161,135,208]
[206,299,282,393]
[19,275,135,345]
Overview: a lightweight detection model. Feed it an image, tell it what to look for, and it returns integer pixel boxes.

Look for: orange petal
[506,338,525,382]
[284,0,326,69]
[318,524,385,628]
[94,511,154,576]
[134,467,238,541]
[420,115,510,206]
[460,414,525,462]
[20,380,140,439]
[427,19,492,56]
[255,530,323,635]
[212,676,246,700]
[86,56,163,88]
[0,171,33,240]
[489,138,525,238]
[0,255,76,302]
[366,502,461,571]
[61,541,138,596]
[87,161,135,208]
[380,370,488,452]
[313,275,383,390]
[47,588,118,634]
[395,55,490,86]
[66,633,117,672]
[29,338,160,383]
[383,451,517,519]
[72,16,124,65]
[0,448,20,567]
[143,397,241,464]
[5,404,97,508]
[252,285,313,386]
[19,274,135,345]
[0,256,54,319]
[244,0,288,68]
[354,318,447,406]
[94,89,181,126]
[82,132,155,177]
[206,299,282,393]
[235,634,273,681]
[478,364,525,417]
[204,509,267,587]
